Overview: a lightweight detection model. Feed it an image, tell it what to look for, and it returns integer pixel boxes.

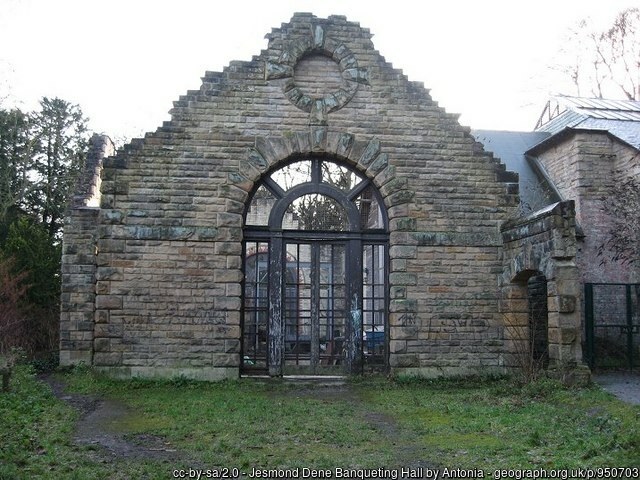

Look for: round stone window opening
[265,25,369,121]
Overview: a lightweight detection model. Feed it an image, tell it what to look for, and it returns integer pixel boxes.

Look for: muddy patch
[40,375,184,462]
[73,397,180,461]
[362,409,434,469]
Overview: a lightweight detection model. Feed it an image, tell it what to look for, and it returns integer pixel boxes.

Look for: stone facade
[500,201,586,380]
[60,134,115,366]
[530,131,640,284]
[475,97,640,374]
[60,14,585,379]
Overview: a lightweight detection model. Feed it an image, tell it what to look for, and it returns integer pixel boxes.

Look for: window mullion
[263,176,286,199]
[311,159,322,184]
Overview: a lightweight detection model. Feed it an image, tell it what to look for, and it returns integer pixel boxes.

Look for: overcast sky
[0,0,636,141]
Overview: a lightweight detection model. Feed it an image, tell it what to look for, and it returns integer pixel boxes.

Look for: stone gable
[61,14,585,380]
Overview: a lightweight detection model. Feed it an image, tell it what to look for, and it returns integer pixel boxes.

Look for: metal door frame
[281,239,349,375]
[241,157,389,376]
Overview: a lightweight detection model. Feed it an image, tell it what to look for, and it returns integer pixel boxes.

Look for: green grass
[61,372,400,470]
[0,366,177,479]
[360,376,640,470]
[1,366,639,479]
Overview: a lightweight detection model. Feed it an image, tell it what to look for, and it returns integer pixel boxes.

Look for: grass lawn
[1,366,639,479]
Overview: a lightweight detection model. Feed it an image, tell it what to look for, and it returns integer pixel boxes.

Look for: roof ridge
[556,95,640,112]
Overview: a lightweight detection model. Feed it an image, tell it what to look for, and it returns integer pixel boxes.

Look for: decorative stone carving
[265,24,369,125]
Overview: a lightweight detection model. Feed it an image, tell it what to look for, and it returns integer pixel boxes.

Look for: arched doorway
[528,274,549,369]
[502,270,550,376]
[242,158,389,376]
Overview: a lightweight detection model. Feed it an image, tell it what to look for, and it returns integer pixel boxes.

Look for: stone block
[217,212,242,227]
[390,325,418,340]
[94,323,123,338]
[389,340,407,354]
[212,354,239,367]
[95,310,109,324]
[558,295,576,313]
[94,338,111,352]
[215,296,241,311]
[547,327,577,345]
[93,352,123,366]
[389,272,417,286]
[390,245,416,259]
[95,295,122,310]
[389,354,419,368]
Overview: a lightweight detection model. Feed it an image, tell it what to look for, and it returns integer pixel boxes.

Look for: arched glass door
[242,158,388,375]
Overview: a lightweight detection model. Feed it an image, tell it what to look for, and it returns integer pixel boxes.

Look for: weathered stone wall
[536,132,639,284]
[613,140,640,177]
[62,14,520,379]
[60,135,115,366]
[500,201,587,381]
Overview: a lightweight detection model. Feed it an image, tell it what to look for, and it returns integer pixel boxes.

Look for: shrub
[0,257,29,356]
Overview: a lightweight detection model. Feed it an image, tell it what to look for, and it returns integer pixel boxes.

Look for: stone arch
[224,129,412,218]
[500,202,587,379]
[228,130,413,376]
[527,273,549,368]
[502,268,550,373]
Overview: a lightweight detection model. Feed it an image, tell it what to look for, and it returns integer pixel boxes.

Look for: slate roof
[472,130,561,212]
[473,96,638,233]
[535,95,640,150]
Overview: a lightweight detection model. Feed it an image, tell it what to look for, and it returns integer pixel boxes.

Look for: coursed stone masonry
[500,201,587,381]
[60,14,585,380]
[531,131,640,284]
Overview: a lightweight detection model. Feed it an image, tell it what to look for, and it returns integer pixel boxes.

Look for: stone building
[475,95,640,370]
[60,14,586,380]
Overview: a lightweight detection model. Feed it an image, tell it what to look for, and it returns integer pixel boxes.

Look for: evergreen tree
[0,108,33,241]
[0,97,89,357]
[26,97,88,238]
[3,217,61,309]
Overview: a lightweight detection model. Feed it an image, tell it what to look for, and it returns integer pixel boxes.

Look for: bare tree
[556,8,640,100]
[598,167,640,265]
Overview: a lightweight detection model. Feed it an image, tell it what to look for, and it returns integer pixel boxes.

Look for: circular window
[283,52,358,115]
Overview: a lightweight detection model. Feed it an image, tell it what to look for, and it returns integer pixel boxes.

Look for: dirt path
[41,375,186,462]
[44,372,639,471]
[42,375,434,469]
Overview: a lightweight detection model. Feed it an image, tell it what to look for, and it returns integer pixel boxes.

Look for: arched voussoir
[239,131,400,187]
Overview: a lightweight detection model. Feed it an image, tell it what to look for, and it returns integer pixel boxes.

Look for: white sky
[0,0,637,141]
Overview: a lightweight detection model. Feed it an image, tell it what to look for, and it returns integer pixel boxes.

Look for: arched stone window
[242,158,389,376]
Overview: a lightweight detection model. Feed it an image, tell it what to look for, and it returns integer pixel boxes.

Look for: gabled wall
[61,14,520,379]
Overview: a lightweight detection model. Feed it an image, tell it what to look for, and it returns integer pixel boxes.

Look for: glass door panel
[242,242,269,371]
[284,242,346,374]
[318,244,346,368]
[362,244,387,367]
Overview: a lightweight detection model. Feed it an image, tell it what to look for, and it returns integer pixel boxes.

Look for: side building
[475,95,640,370]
